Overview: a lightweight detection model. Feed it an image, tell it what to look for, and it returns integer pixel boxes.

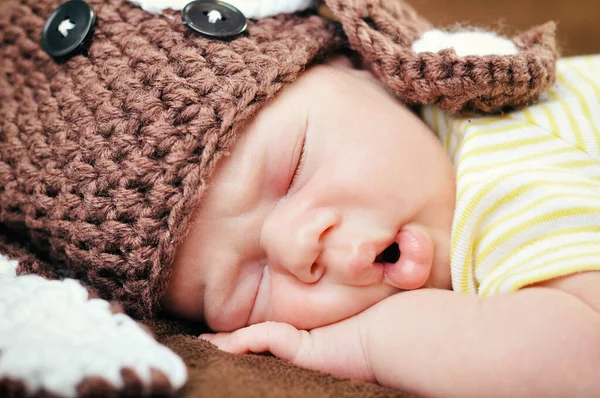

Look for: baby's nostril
[375,242,400,264]
[310,263,319,275]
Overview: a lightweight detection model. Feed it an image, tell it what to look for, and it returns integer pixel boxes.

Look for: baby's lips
[383,225,434,290]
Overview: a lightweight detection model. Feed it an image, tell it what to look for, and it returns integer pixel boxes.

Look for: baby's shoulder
[423,55,600,168]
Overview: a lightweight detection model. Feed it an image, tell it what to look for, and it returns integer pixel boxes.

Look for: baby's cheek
[266,282,375,330]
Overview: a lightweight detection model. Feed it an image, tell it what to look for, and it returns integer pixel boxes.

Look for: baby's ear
[323,0,558,114]
[324,54,357,70]
[324,53,383,85]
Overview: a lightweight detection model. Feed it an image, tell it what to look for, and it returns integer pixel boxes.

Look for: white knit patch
[0,274,187,397]
[0,253,18,284]
[412,29,519,57]
[127,0,317,19]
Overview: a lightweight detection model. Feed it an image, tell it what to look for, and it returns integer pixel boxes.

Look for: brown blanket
[145,319,408,398]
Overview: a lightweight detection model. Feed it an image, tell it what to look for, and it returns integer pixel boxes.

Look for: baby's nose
[318,242,386,286]
[262,206,341,284]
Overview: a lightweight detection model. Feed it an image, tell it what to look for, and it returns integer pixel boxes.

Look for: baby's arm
[364,273,600,396]
[202,271,600,397]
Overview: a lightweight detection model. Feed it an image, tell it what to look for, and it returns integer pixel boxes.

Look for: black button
[182,0,247,40]
[41,0,96,59]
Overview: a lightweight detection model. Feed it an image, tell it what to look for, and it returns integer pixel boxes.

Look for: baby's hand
[200,314,375,382]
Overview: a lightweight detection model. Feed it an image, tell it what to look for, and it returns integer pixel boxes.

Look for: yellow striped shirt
[422,55,600,296]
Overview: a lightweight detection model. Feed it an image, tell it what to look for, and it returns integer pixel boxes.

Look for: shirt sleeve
[422,55,600,296]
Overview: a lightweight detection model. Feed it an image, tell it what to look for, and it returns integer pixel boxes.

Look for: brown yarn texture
[325,0,559,113]
[0,0,557,318]
[0,0,342,317]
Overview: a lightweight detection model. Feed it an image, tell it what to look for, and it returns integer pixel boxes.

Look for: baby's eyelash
[289,135,307,189]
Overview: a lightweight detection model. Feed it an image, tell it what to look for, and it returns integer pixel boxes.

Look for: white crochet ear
[0,271,187,397]
[0,253,18,284]
[128,0,317,19]
[412,29,519,57]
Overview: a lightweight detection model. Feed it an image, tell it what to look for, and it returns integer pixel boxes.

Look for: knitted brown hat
[0,0,558,318]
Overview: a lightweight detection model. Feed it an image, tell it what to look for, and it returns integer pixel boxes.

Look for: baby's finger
[198,332,225,344]
[205,322,308,362]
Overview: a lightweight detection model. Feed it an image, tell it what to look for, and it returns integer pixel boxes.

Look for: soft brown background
[411,0,600,56]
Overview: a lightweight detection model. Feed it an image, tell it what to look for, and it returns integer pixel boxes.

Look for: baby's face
[162,57,456,332]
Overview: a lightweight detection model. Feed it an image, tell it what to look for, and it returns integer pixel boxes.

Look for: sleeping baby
[2,0,598,396]
[179,54,600,397]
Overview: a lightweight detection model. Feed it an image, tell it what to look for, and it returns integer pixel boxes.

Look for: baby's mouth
[377,226,435,289]
[375,242,400,264]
